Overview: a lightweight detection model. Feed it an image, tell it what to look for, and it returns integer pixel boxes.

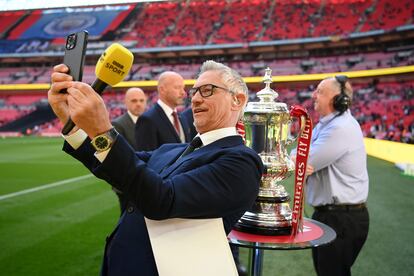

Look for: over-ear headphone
[333,75,351,114]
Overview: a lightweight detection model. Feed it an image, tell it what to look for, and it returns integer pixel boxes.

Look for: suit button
[127,206,134,213]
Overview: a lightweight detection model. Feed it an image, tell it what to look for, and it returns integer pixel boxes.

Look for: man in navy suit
[135,71,191,151]
[48,60,263,276]
[111,87,147,213]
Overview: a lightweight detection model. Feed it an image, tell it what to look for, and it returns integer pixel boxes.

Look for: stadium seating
[2,78,412,143]
[210,0,269,44]
[0,0,413,143]
[122,2,180,47]
[360,0,413,32]
[163,1,226,46]
[353,81,414,143]
[2,0,413,50]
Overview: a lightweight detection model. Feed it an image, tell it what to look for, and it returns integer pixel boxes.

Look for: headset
[333,75,351,114]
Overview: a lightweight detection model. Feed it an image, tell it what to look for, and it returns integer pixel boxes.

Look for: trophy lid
[245,67,288,114]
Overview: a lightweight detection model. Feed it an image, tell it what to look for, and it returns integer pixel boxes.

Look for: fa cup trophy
[235,68,310,235]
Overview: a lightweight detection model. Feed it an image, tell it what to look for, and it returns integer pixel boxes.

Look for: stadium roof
[0,0,165,11]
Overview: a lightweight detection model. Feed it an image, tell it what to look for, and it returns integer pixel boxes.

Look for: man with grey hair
[293,75,369,276]
[47,60,263,275]
[193,60,250,275]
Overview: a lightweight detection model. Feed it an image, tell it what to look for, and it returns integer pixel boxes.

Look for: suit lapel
[124,113,135,136]
[155,104,181,142]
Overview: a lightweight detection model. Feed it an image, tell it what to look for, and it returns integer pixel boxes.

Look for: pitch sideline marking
[0,174,93,201]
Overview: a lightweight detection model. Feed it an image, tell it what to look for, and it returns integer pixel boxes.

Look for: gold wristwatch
[90,128,119,153]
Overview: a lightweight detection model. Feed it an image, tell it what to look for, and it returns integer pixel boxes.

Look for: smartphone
[60,30,88,93]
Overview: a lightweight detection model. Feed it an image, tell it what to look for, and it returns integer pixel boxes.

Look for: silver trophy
[235,68,300,235]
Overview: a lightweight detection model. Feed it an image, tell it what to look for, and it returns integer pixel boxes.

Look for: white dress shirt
[292,110,369,206]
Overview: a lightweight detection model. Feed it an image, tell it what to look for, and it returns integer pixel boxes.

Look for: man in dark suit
[112,87,147,150]
[48,60,263,276]
[111,87,147,213]
[135,71,191,151]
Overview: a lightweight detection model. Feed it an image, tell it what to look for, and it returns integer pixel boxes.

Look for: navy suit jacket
[112,113,137,150]
[135,103,192,151]
[64,134,263,276]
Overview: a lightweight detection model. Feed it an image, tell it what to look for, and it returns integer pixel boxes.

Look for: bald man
[112,87,147,150]
[134,71,192,151]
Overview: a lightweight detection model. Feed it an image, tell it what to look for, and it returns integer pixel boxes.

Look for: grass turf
[0,137,413,275]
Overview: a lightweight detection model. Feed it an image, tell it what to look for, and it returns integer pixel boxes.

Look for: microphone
[62,43,134,135]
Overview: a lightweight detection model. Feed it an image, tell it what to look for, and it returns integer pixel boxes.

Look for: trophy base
[234,222,291,236]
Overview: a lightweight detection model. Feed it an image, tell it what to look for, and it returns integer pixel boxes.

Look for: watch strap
[91,128,119,153]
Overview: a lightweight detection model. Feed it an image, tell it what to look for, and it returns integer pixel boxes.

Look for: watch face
[95,136,109,150]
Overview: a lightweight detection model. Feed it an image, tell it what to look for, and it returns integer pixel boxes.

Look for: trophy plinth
[235,68,295,235]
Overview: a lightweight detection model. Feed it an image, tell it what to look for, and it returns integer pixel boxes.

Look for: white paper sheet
[145,217,238,276]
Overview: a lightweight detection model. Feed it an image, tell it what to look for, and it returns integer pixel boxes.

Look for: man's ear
[231,93,247,110]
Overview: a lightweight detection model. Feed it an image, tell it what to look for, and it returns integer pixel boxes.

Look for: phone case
[63,30,88,82]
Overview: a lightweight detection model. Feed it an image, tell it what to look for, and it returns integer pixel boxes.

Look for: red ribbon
[236,120,246,144]
[289,105,313,236]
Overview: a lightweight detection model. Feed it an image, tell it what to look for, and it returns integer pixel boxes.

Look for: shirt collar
[127,110,138,123]
[319,110,351,125]
[197,127,238,146]
[319,112,338,125]
[157,99,175,116]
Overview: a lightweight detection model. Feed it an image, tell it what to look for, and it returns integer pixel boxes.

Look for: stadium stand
[210,0,269,44]
[0,0,413,143]
[122,2,180,47]
[163,1,226,46]
[1,0,413,50]
[2,50,411,85]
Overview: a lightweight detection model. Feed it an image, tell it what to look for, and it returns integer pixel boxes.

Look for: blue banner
[19,10,121,39]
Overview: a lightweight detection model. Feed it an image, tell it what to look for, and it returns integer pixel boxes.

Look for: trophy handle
[287,113,306,145]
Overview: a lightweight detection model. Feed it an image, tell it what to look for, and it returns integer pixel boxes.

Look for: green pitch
[0,137,413,275]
